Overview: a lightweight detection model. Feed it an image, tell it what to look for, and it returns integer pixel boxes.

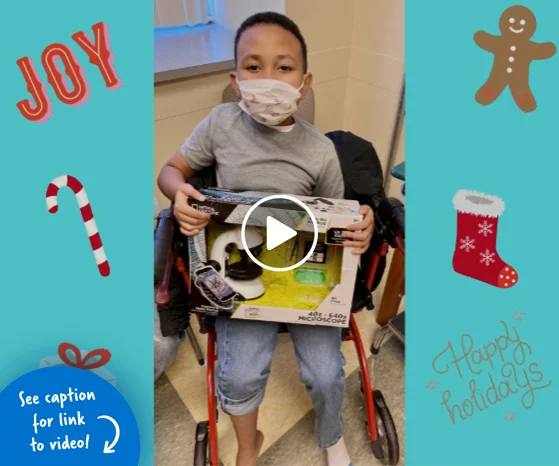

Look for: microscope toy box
[187,188,362,328]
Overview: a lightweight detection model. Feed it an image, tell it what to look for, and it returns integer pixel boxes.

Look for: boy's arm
[157,153,198,201]
[157,111,216,202]
[343,206,374,255]
[157,111,217,235]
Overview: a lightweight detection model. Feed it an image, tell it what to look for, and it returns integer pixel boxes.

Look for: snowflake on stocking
[452,190,518,289]
[478,220,493,237]
[480,249,495,266]
[459,236,476,252]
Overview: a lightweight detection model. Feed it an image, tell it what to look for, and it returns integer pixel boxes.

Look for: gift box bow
[57,342,112,370]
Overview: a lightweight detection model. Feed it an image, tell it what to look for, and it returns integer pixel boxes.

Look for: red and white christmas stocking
[452,190,518,288]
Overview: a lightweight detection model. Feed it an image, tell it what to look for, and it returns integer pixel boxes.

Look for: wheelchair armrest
[154,208,175,287]
[155,249,173,305]
[351,266,373,312]
[373,197,405,245]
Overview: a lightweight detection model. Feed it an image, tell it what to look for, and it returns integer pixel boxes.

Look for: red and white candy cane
[46,175,110,277]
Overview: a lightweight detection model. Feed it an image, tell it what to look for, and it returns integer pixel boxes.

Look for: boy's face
[231,24,313,99]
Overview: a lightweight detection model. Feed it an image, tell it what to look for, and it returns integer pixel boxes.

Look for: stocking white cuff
[453,190,504,217]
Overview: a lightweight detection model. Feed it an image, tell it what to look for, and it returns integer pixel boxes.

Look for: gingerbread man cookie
[474,5,556,112]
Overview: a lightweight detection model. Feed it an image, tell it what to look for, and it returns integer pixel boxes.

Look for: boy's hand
[342,205,374,255]
[173,184,211,236]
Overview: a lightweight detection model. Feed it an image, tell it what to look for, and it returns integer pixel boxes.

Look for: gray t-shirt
[180,103,344,198]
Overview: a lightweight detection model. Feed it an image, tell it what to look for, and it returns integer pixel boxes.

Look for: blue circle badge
[0,366,140,465]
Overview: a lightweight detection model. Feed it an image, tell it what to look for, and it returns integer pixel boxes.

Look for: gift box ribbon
[58,342,111,370]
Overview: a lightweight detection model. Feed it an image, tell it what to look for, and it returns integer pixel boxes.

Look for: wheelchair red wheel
[194,421,209,466]
[371,390,399,465]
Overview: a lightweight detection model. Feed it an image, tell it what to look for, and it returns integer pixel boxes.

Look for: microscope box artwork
[187,188,363,328]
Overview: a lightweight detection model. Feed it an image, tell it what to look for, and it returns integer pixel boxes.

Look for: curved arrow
[97,415,120,454]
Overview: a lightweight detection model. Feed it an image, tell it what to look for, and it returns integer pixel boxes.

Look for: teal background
[407,1,558,465]
[0,2,153,465]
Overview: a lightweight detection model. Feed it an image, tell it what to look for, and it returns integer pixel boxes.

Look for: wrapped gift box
[40,343,117,386]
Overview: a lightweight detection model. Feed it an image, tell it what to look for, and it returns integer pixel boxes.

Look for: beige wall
[154,0,405,207]
[286,0,354,133]
[345,0,404,176]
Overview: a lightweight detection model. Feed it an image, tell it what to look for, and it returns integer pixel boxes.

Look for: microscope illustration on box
[303,197,335,213]
[193,226,266,309]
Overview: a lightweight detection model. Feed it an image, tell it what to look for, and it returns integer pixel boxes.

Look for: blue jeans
[215,317,346,448]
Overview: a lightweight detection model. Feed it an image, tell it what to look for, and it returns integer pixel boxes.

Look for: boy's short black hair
[234,12,308,73]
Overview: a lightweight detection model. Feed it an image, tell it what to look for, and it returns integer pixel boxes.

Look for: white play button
[266,216,297,251]
[241,194,318,272]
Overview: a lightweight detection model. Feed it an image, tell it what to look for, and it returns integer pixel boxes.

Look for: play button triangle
[266,216,297,251]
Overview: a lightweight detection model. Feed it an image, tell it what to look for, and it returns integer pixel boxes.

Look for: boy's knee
[217,372,266,415]
[220,372,252,396]
[302,357,345,392]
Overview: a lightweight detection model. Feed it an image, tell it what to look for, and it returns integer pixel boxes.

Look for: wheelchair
[155,145,405,465]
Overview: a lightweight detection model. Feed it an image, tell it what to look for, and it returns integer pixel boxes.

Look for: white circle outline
[241,195,318,272]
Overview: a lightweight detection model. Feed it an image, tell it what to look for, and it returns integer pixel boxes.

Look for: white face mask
[236,78,305,126]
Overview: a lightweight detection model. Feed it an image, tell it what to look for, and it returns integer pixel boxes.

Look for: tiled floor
[155,255,405,466]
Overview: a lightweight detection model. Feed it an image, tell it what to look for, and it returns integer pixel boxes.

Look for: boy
[158,12,374,466]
